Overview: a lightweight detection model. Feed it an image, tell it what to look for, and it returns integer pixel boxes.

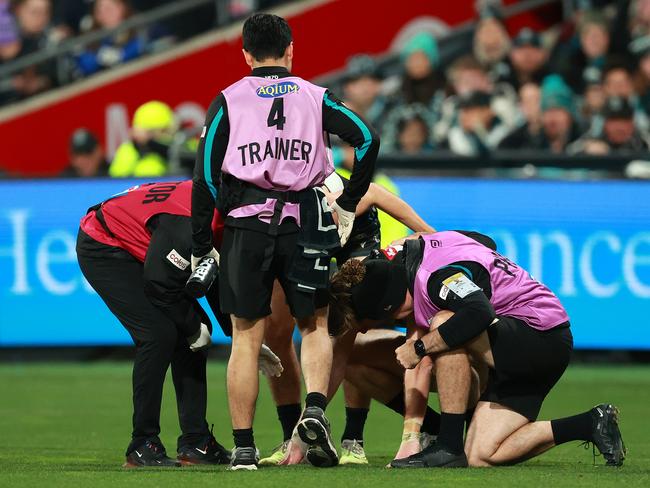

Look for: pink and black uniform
[76,180,230,461]
[192,66,379,320]
[404,231,573,421]
[350,230,573,422]
[413,231,569,333]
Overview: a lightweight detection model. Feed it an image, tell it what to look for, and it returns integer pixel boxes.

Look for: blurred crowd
[329,0,650,174]
[0,0,285,105]
[9,0,650,179]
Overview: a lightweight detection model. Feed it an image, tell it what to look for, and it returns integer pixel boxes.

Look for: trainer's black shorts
[481,316,573,421]
[219,226,328,320]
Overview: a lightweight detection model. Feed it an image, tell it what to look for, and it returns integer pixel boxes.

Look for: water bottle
[185,256,218,298]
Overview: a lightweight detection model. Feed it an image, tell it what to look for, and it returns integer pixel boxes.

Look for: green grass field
[1,362,649,487]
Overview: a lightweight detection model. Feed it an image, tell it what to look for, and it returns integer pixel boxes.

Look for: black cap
[343,54,379,82]
[602,96,634,119]
[457,90,492,109]
[351,259,408,321]
[69,128,99,154]
[513,28,542,48]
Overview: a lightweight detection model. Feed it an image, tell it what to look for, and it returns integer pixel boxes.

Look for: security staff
[110,101,176,178]
[191,13,379,469]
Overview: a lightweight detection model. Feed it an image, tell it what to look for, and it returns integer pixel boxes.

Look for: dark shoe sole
[123,459,182,468]
[297,418,339,467]
[177,456,229,466]
[602,405,626,467]
[390,454,468,469]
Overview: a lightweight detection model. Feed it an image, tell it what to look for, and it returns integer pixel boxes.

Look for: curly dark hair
[327,259,366,336]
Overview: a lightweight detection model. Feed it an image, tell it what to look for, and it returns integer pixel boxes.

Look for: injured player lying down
[328,230,626,468]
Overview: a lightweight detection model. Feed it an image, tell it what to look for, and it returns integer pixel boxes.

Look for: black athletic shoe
[230,446,259,471]
[177,434,231,465]
[590,403,626,466]
[390,443,468,469]
[296,406,339,467]
[124,439,181,468]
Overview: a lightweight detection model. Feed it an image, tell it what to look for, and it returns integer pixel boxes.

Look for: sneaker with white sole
[259,440,290,466]
[296,406,339,467]
[339,439,368,465]
[230,446,259,471]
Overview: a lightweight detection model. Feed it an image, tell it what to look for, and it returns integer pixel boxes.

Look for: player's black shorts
[219,226,328,320]
[334,232,381,265]
[481,316,573,421]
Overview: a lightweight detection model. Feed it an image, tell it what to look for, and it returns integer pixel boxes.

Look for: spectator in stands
[580,68,607,128]
[110,100,176,177]
[631,35,650,112]
[10,0,60,99]
[473,7,511,80]
[593,56,649,131]
[556,10,611,95]
[341,54,391,133]
[434,55,518,144]
[381,32,444,152]
[76,0,149,76]
[0,1,20,61]
[497,28,550,91]
[569,96,650,153]
[396,32,445,107]
[442,90,510,156]
[61,128,110,177]
[396,111,434,155]
[628,0,650,41]
[500,77,581,153]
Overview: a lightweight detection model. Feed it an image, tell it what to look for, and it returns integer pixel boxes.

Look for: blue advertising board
[1,177,649,349]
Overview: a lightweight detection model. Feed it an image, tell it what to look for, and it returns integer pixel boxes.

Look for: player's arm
[392,324,433,459]
[326,328,357,401]
[360,183,435,233]
[143,215,210,348]
[191,94,229,261]
[322,91,379,240]
[396,262,495,368]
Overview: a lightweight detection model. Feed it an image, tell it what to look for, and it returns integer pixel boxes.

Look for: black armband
[436,292,496,349]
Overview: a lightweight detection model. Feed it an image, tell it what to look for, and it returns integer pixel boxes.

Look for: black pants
[76,229,209,454]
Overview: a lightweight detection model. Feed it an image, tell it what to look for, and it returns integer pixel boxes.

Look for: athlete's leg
[260,282,303,464]
[266,281,302,410]
[465,402,535,466]
[429,311,472,456]
[296,306,332,399]
[227,315,266,435]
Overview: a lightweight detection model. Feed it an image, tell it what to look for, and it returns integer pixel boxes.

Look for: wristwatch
[413,339,427,358]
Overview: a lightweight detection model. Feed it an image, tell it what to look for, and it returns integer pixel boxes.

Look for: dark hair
[328,260,366,336]
[602,55,635,79]
[242,13,292,61]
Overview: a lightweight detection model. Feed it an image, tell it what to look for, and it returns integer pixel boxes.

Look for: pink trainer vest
[222,76,332,191]
[413,232,569,331]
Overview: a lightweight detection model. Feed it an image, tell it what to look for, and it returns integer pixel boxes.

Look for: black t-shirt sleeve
[192,94,229,257]
[426,261,496,349]
[322,90,379,212]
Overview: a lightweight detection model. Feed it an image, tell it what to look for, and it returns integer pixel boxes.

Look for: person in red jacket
[76,180,282,467]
